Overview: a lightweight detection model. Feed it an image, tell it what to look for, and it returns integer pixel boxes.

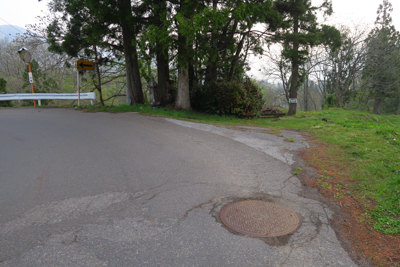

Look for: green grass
[78,104,257,125]
[78,105,400,235]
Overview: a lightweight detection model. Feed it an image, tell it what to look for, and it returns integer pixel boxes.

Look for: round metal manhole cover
[220,200,300,237]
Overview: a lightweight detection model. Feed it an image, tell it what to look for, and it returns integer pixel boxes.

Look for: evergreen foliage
[272,0,341,115]
[46,0,145,105]
[362,0,400,115]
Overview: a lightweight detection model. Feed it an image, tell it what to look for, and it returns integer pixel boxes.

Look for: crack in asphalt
[178,199,213,222]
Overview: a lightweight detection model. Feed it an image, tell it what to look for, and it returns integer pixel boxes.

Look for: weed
[288,137,295,142]
[293,171,299,175]
[296,167,302,171]
[334,192,344,199]
[322,182,332,190]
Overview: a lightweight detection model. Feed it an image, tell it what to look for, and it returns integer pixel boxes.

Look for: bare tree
[261,45,292,104]
[325,24,368,107]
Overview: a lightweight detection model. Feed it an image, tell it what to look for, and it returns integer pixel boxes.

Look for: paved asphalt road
[0,108,362,266]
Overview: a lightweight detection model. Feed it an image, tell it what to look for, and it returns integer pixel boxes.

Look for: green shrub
[190,79,264,117]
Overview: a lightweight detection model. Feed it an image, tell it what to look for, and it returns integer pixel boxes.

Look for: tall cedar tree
[174,0,198,109]
[273,0,341,115]
[46,0,145,105]
[362,0,400,115]
[46,0,108,105]
[154,0,170,106]
[145,0,172,106]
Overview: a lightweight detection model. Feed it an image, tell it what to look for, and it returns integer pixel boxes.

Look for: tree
[0,39,26,94]
[325,24,367,108]
[262,44,327,111]
[362,0,400,115]
[272,0,341,115]
[46,0,145,105]
[197,0,280,85]
[262,45,292,104]
[145,0,172,106]
[173,0,282,110]
[174,0,197,110]
[0,35,74,100]
[21,59,60,106]
[0,77,12,107]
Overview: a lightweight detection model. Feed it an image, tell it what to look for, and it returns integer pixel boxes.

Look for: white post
[38,99,41,106]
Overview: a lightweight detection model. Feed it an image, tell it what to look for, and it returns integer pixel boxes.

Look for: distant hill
[0,25,27,41]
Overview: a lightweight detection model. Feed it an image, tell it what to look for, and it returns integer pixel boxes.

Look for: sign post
[18,48,36,107]
[75,60,94,106]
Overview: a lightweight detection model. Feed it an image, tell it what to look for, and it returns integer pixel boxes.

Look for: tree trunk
[373,98,383,115]
[94,45,104,106]
[120,0,143,105]
[288,15,299,116]
[204,0,218,85]
[175,63,191,110]
[154,0,168,106]
[175,34,191,109]
[123,33,144,104]
[175,41,191,110]
[175,0,191,110]
[156,48,168,106]
[228,33,246,81]
[189,61,195,90]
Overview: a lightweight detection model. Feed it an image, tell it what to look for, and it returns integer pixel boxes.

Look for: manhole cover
[220,200,300,237]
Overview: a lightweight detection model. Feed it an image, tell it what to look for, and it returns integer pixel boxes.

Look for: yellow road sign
[76,60,94,71]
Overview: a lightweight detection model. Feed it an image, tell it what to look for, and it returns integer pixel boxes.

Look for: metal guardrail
[0,92,97,106]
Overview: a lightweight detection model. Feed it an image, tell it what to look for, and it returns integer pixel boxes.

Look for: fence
[0,92,97,106]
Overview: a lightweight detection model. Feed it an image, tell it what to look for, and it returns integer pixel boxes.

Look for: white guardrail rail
[0,92,96,106]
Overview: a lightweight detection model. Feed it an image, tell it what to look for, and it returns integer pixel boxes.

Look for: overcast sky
[0,0,399,31]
